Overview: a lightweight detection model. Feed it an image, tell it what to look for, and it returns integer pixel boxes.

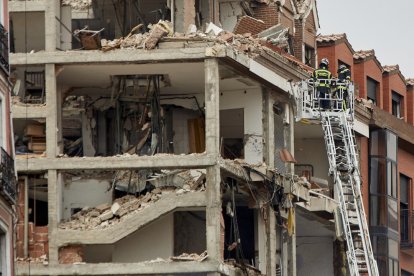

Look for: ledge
[16,154,215,172]
[9,0,46,12]
[56,191,206,246]
[10,47,213,66]
[12,105,47,119]
[16,260,230,275]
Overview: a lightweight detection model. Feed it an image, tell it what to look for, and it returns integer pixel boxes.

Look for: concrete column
[266,208,277,276]
[48,169,61,264]
[284,105,295,174]
[204,58,220,155]
[205,167,221,275]
[263,89,275,168]
[45,0,58,51]
[45,64,59,157]
[174,0,195,33]
[204,58,222,263]
[287,222,296,276]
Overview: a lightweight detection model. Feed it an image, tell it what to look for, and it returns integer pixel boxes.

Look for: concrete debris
[170,251,208,262]
[16,254,48,265]
[61,0,92,10]
[12,96,46,107]
[205,22,224,36]
[225,259,263,276]
[59,185,203,230]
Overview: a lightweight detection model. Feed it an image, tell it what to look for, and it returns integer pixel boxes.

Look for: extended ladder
[293,80,379,276]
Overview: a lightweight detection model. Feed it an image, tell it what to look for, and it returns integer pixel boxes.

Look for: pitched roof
[353,49,375,60]
[316,33,346,43]
[383,65,399,73]
[407,78,414,86]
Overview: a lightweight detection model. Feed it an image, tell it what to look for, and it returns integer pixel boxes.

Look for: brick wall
[293,19,304,62]
[382,72,407,121]
[16,180,49,259]
[353,59,383,107]
[407,85,414,125]
[59,245,85,264]
[233,16,267,36]
[252,3,279,29]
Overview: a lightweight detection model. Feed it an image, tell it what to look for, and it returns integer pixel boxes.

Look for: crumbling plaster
[220,88,263,164]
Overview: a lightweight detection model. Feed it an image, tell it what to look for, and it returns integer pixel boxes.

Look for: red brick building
[0,0,16,275]
[317,33,414,276]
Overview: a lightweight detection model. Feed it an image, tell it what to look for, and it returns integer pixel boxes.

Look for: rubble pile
[12,96,46,107]
[16,255,48,264]
[61,0,92,10]
[59,169,205,230]
[170,251,208,262]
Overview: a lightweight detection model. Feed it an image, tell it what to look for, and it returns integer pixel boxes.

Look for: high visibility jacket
[312,68,332,88]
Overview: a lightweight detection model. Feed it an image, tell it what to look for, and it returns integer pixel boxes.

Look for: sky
[316,0,414,78]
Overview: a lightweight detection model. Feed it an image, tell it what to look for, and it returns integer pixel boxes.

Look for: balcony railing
[0,23,9,73]
[0,147,16,204]
[401,209,414,249]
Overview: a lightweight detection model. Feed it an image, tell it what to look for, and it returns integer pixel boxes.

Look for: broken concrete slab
[98,210,113,221]
[56,191,207,245]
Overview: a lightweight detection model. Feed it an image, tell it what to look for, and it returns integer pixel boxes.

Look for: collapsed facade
[9,0,345,275]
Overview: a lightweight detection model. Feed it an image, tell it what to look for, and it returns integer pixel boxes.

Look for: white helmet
[320,58,329,66]
[339,64,347,70]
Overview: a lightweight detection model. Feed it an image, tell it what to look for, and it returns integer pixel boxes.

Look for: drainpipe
[23,176,29,258]
[171,0,175,32]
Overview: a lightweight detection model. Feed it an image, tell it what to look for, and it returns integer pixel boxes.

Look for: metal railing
[0,147,16,204]
[294,79,355,122]
[0,23,8,73]
[401,209,413,248]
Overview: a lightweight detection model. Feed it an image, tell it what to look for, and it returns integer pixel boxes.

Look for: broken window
[304,44,315,67]
[391,91,402,118]
[367,77,378,105]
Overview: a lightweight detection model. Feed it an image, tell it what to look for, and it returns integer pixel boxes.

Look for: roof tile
[316,33,346,43]
[353,49,375,60]
[383,65,399,73]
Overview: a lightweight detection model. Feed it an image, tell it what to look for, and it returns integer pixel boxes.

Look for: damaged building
[8,0,342,276]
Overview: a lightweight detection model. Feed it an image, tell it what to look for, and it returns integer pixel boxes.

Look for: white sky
[316,0,414,78]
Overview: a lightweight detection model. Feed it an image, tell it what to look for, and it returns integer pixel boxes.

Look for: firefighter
[312,58,332,110]
[337,64,351,110]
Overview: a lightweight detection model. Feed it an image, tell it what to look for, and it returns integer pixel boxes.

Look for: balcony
[0,23,8,73]
[0,147,16,204]
[401,209,414,255]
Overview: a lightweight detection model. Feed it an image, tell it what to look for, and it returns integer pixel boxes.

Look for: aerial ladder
[293,79,379,276]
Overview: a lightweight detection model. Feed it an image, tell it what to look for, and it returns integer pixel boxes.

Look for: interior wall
[172,107,200,154]
[220,88,263,164]
[112,213,174,262]
[62,177,112,220]
[84,244,114,263]
[174,211,206,255]
[11,12,45,53]
[219,1,243,32]
[296,236,334,276]
[295,138,331,186]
